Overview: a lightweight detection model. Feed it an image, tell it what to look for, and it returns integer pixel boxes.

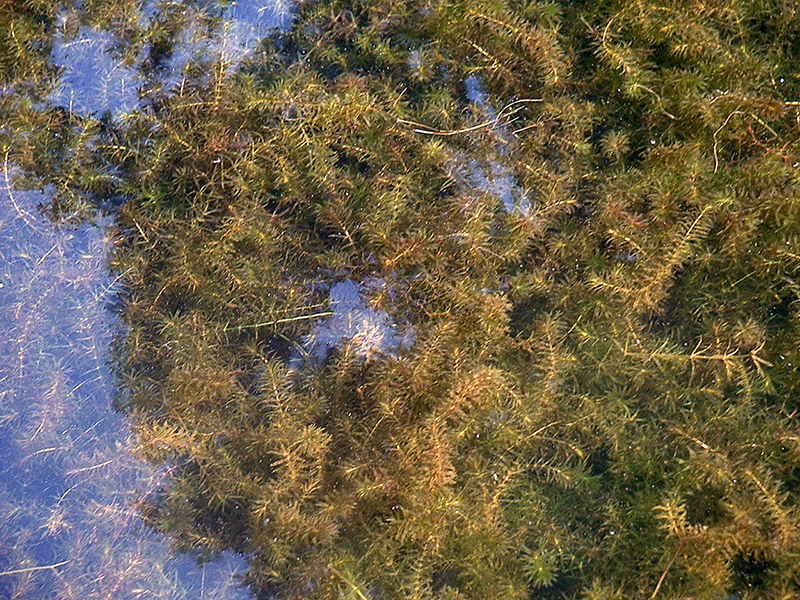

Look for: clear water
[0,160,252,599]
[0,1,293,597]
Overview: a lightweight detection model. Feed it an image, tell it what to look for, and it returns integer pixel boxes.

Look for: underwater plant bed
[2,0,800,599]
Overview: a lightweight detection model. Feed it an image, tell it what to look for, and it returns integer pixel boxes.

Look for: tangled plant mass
[1,0,800,599]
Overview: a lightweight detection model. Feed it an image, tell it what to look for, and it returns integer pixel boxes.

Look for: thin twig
[225,311,334,332]
[632,84,676,120]
[396,98,542,137]
[3,151,41,231]
[396,116,498,136]
[650,553,677,599]
[66,458,114,476]
[0,560,69,577]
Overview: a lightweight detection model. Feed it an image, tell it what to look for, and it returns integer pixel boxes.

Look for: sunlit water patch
[0,165,251,599]
[49,0,295,117]
[447,153,533,218]
[445,76,534,218]
[149,0,295,95]
[49,27,145,116]
[305,279,415,362]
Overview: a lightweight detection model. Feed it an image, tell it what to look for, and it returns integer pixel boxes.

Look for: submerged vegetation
[2,0,800,598]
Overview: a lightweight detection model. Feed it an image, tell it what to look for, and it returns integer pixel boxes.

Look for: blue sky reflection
[306,279,415,362]
[0,167,251,597]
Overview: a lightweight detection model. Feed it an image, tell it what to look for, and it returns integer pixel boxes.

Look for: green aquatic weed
[2,0,800,598]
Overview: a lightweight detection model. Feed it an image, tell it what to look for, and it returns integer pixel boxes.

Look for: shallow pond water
[0,1,293,597]
[0,161,252,599]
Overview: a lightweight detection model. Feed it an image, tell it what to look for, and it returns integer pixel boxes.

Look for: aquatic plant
[2,0,800,599]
